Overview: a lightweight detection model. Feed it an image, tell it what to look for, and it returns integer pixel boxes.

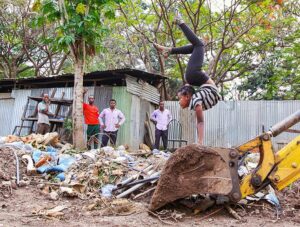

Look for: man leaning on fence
[151,101,172,150]
[37,94,54,135]
[83,89,100,149]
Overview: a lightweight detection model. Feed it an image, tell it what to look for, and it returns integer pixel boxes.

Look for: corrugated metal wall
[3,88,300,150]
[10,90,32,136]
[165,101,196,147]
[112,87,132,146]
[165,100,300,150]
[0,98,15,136]
[94,86,113,111]
[131,95,155,148]
[126,75,160,104]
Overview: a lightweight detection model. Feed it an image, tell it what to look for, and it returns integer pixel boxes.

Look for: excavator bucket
[149,144,241,211]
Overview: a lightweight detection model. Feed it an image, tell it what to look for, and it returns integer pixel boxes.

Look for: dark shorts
[36,123,50,135]
[87,124,100,137]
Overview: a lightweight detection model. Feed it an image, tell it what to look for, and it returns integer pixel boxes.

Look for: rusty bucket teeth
[149,144,236,211]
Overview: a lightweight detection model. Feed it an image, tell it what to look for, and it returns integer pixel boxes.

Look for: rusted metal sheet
[126,75,160,104]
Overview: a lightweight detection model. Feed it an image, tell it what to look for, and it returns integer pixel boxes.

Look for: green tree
[0,0,68,79]
[33,0,124,149]
[236,1,300,100]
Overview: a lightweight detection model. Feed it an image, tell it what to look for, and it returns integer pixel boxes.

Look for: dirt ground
[1,148,300,227]
[1,185,300,227]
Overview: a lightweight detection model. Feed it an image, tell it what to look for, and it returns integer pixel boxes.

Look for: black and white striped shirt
[189,84,221,111]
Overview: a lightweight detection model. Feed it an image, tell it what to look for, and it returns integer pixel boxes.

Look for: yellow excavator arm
[237,110,300,198]
[269,134,300,191]
[150,110,300,211]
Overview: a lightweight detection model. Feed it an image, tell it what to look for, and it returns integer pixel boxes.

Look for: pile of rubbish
[0,132,282,220]
[0,133,170,203]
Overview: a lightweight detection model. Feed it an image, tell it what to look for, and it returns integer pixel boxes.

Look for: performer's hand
[115,123,120,128]
[101,125,106,129]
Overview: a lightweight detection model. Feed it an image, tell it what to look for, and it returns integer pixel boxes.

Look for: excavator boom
[150,110,300,211]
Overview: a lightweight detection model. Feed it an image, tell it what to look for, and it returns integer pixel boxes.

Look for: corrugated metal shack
[0,68,167,149]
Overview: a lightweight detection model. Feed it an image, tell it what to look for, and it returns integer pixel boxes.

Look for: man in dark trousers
[100,99,125,147]
[151,101,172,150]
[83,89,100,149]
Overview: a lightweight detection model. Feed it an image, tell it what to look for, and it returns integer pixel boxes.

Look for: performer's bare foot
[153,43,171,59]
[174,10,184,25]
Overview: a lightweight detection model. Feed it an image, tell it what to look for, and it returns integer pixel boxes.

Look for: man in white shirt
[37,94,54,135]
[151,101,172,150]
[100,99,125,147]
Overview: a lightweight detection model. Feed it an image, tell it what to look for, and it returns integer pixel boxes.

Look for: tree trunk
[72,58,86,150]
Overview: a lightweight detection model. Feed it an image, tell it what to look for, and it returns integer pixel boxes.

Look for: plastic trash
[101,146,114,153]
[160,151,170,159]
[32,149,57,173]
[74,154,83,161]
[0,137,6,144]
[116,145,126,151]
[44,154,76,173]
[101,184,117,198]
[82,149,98,161]
[23,144,35,153]
[35,155,52,168]
[264,193,281,209]
[4,141,25,149]
[55,172,65,181]
[152,149,160,155]
[113,156,127,163]
[238,166,249,177]
[46,146,57,153]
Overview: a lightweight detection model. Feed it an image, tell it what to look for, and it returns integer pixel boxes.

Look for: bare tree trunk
[11,62,18,79]
[72,58,86,150]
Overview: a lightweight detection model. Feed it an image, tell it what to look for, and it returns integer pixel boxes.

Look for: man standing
[37,94,53,135]
[151,101,172,150]
[83,89,100,149]
[100,99,125,147]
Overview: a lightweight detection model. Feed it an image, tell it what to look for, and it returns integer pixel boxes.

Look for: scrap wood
[42,132,59,146]
[32,181,86,193]
[133,186,156,200]
[148,210,174,225]
[44,205,68,217]
[225,205,242,220]
[28,205,69,218]
[197,207,224,222]
[129,150,152,156]
[145,112,155,144]
[148,209,184,225]
[99,198,141,216]
[139,143,151,152]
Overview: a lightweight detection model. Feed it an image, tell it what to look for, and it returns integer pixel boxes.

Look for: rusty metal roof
[0,68,167,92]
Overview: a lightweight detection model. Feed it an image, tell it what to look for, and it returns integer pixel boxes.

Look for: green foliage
[63,117,73,133]
[32,0,125,59]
